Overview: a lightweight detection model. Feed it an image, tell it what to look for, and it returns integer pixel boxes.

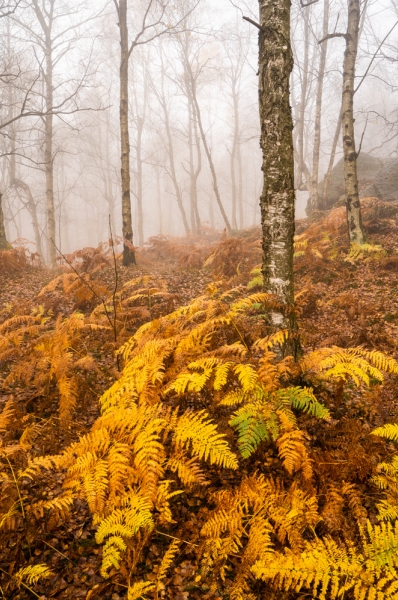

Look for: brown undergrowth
[2,199,398,599]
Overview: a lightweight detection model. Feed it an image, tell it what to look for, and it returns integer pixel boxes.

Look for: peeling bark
[342,0,365,244]
[258,0,296,332]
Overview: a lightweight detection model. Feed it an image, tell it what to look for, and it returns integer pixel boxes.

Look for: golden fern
[371,424,398,520]
[301,346,398,386]
[95,493,154,578]
[13,564,53,586]
[127,581,155,599]
[157,538,180,592]
[252,521,398,600]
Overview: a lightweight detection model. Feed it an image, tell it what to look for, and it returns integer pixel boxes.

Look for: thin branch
[319,32,348,44]
[300,0,319,6]
[242,16,264,32]
[354,20,398,93]
[356,115,368,158]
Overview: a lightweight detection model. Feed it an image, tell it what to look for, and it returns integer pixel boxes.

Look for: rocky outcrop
[360,158,398,203]
[317,153,384,210]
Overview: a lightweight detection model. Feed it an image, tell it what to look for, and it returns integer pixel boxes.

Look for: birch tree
[309,0,329,211]
[112,0,197,265]
[320,0,365,244]
[255,0,296,331]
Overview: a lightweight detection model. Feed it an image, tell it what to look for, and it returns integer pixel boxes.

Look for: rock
[317,153,384,210]
[361,157,398,203]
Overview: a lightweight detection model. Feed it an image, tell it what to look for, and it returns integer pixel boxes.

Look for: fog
[0,0,397,262]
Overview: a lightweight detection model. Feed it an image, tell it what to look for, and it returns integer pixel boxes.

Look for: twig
[300,0,320,5]
[155,529,198,547]
[355,20,398,94]
[40,539,77,566]
[0,566,40,598]
[50,239,117,349]
[1,452,24,518]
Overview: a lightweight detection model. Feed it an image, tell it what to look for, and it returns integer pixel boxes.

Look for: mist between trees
[0,0,396,266]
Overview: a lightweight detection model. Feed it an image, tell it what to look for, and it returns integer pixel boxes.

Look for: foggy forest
[4,0,398,598]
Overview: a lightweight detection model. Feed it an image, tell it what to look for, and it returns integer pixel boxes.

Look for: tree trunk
[237,136,244,229]
[296,6,310,189]
[158,70,190,235]
[230,82,239,230]
[118,0,136,265]
[136,115,145,246]
[192,102,202,232]
[13,179,44,261]
[321,107,342,209]
[156,168,163,234]
[181,39,201,234]
[342,0,365,245]
[45,35,56,266]
[310,0,329,211]
[190,78,232,233]
[187,97,197,233]
[258,0,295,331]
[0,194,7,249]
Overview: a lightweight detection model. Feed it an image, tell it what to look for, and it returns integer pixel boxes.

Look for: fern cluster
[6,281,398,598]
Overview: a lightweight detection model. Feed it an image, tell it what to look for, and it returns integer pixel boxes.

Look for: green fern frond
[247,275,263,290]
[229,406,269,458]
[277,387,330,420]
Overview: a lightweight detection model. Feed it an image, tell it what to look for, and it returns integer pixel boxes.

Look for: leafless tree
[112,0,199,266]
[12,0,103,264]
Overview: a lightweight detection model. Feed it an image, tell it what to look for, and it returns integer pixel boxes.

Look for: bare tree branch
[319,32,348,44]
[242,16,264,32]
[354,20,398,93]
[300,0,320,6]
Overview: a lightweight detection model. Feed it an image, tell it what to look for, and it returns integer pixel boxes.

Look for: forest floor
[2,197,398,599]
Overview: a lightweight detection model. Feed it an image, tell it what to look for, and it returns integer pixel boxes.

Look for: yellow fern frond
[234,363,257,391]
[167,451,208,486]
[157,539,180,586]
[254,330,289,351]
[174,410,238,469]
[372,423,398,443]
[228,293,271,316]
[0,399,14,430]
[14,564,53,586]
[276,423,313,480]
[127,581,155,600]
[96,494,154,578]
[0,501,20,530]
